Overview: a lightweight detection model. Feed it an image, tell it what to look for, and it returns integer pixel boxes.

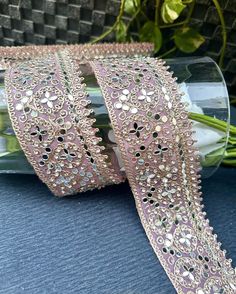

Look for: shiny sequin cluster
[90,57,236,293]
[6,51,123,196]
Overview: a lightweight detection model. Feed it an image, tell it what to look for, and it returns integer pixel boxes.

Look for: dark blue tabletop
[0,165,235,294]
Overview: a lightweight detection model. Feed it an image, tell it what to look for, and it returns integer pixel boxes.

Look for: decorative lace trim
[0,43,154,68]
[90,57,236,294]
[5,52,123,196]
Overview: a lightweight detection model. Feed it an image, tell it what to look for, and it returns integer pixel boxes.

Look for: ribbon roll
[5,50,236,293]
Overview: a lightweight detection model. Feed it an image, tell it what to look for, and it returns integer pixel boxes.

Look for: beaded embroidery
[6,52,123,196]
[90,57,236,293]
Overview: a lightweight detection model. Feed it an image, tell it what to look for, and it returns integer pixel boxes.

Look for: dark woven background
[0,0,235,100]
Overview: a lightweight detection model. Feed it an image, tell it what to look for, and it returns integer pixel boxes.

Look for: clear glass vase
[0,56,230,178]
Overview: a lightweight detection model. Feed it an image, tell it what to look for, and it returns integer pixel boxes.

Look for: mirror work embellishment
[6,53,123,196]
[90,57,236,294]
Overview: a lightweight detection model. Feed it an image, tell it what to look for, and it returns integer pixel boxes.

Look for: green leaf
[174,27,205,53]
[124,0,140,15]
[182,0,193,3]
[139,21,162,53]
[115,21,127,42]
[161,0,186,24]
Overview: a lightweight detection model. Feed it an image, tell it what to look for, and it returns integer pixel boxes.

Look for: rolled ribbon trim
[90,57,236,293]
[6,50,236,292]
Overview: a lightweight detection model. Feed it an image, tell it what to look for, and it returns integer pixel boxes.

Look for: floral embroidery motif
[153,144,168,157]
[15,90,33,111]
[55,175,74,187]
[78,169,94,186]
[114,89,138,114]
[138,88,154,102]
[161,187,176,200]
[174,257,202,288]
[129,122,144,138]
[30,125,47,142]
[139,170,155,184]
[174,225,197,253]
[148,208,174,234]
[60,148,76,162]
[40,91,58,108]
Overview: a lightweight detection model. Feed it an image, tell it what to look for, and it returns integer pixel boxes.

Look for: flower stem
[189,112,236,136]
[126,5,142,33]
[212,0,227,68]
[90,0,126,44]
[189,112,236,166]
[159,47,177,58]
[222,158,236,166]
[185,0,195,25]
[160,20,187,29]
[155,0,160,25]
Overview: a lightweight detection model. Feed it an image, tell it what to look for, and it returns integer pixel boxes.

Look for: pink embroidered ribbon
[5,50,236,293]
[90,57,236,293]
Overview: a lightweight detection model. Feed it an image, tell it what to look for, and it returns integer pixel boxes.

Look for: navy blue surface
[0,166,235,294]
